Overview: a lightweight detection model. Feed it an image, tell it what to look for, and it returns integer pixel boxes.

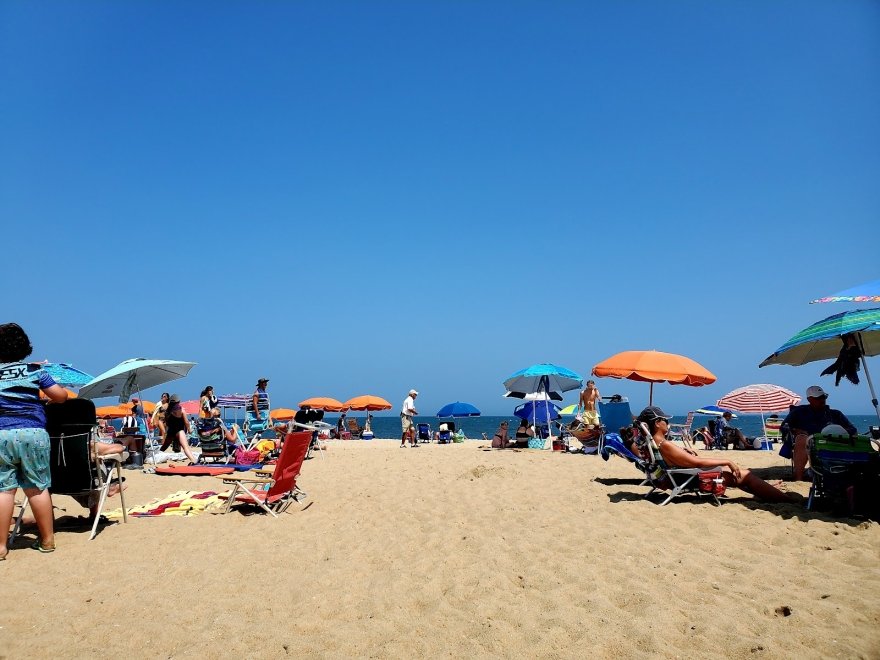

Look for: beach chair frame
[221,431,310,517]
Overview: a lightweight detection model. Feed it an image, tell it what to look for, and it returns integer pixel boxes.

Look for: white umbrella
[79,358,197,401]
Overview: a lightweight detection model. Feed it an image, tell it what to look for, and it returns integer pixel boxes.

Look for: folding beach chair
[638,422,725,506]
[668,412,695,448]
[437,421,455,444]
[346,417,363,438]
[807,432,880,513]
[596,399,635,456]
[11,399,128,543]
[417,422,432,443]
[220,431,310,517]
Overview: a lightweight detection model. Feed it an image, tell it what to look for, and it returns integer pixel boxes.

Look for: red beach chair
[220,431,310,517]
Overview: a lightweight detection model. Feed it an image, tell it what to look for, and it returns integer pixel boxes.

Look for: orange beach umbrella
[298,397,345,412]
[270,408,297,421]
[95,405,132,418]
[592,350,716,405]
[343,395,393,411]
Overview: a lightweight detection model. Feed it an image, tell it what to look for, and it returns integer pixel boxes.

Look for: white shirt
[401,395,416,417]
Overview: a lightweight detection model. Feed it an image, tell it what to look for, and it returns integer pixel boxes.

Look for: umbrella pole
[649,383,653,406]
[856,333,880,424]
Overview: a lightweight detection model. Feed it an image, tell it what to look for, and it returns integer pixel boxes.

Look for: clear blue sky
[3,1,878,415]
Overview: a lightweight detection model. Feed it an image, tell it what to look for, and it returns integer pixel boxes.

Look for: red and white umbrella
[717,384,800,414]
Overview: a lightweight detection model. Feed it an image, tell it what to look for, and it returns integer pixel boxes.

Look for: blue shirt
[0,362,57,430]
[714,417,729,441]
[249,387,269,412]
[782,404,857,436]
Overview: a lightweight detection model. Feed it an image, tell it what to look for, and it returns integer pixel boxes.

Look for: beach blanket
[104,490,227,518]
[154,464,236,476]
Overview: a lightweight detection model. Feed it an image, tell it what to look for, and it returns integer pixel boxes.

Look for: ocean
[280,413,880,441]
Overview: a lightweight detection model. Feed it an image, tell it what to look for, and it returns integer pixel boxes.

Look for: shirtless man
[579,380,601,427]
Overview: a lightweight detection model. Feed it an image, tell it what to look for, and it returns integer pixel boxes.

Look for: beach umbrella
[343,395,393,411]
[717,384,800,414]
[759,308,880,422]
[592,350,716,405]
[270,408,297,421]
[79,358,196,402]
[503,363,583,398]
[40,363,94,388]
[560,404,580,416]
[95,405,131,418]
[513,400,561,422]
[180,400,201,415]
[40,387,78,401]
[810,278,880,305]
[694,405,736,418]
[298,396,345,412]
[436,401,481,418]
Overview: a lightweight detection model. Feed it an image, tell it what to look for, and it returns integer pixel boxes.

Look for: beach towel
[103,490,227,518]
[154,464,236,476]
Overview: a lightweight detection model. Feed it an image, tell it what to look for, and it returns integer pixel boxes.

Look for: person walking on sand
[0,322,69,558]
[400,389,418,448]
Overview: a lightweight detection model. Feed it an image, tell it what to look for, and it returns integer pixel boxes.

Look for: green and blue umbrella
[760,308,880,422]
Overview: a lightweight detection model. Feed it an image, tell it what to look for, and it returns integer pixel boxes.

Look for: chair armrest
[221,474,273,485]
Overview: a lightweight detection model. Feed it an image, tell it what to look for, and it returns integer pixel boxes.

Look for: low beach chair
[417,422,432,443]
[220,431,310,517]
[346,417,363,438]
[807,432,880,513]
[437,421,455,444]
[11,399,127,543]
[638,422,725,506]
[668,412,695,447]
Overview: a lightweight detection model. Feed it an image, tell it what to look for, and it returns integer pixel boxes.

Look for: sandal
[30,540,56,553]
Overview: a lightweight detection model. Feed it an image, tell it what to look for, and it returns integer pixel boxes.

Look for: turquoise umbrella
[759,308,880,422]
[79,358,197,402]
[41,363,94,388]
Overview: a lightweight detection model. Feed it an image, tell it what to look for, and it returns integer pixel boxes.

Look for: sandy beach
[2,440,878,659]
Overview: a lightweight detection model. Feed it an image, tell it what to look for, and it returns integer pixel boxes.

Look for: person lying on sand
[638,406,797,503]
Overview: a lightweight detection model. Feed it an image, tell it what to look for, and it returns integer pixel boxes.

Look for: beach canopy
[810,279,880,305]
[343,395,392,411]
[717,384,800,414]
[217,394,249,408]
[503,363,583,398]
[436,401,481,418]
[298,396,345,412]
[270,408,297,421]
[79,358,196,402]
[592,350,716,404]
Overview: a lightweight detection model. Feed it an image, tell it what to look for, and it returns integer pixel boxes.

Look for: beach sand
[2,440,878,658]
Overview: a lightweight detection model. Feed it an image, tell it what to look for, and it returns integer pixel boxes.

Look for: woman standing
[0,323,68,558]
[200,386,218,419]
[164,394,198,465]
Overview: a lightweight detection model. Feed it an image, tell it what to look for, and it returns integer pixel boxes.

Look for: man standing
[782,385,857,481]
[579,380,601,427]
[400,389,418,448]
[250,378,270,422]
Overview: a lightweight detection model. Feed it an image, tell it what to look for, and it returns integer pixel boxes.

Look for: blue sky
[3,1,879,415]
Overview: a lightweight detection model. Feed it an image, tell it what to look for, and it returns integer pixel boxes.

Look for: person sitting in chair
[638,406,794,502]
[715,412,749,450]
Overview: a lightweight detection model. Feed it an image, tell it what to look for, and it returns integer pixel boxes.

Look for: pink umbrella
[180,399,201,415]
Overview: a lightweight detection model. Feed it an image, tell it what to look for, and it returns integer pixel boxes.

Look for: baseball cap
[806,385,828,399]
[409,389,419,396]
[637,405,673,423]
[169,393,181,403]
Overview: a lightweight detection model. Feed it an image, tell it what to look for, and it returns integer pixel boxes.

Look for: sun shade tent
[759,308,880,423]
[592,350,716,405]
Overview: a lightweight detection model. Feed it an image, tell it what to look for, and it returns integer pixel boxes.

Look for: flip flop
[30,540,55,553]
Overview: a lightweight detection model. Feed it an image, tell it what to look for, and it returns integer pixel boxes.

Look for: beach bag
[698,471,726,496]
[527,437,548,450]
[235,446,261,465]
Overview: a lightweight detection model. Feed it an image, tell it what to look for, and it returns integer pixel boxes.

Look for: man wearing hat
[400,389,419,448]
[251,378,270,422]
[782,385,857,481]
[637,405,791,502]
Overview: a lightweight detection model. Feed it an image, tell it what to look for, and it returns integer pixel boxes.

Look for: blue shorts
[0,427,51,491]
